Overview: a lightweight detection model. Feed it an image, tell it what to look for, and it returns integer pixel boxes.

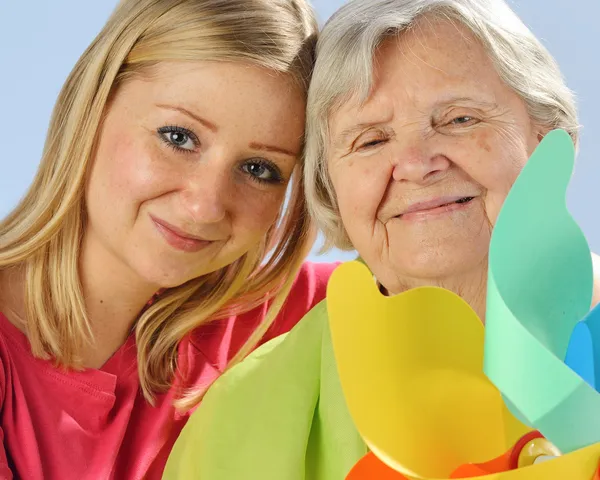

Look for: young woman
[0,1,331,478]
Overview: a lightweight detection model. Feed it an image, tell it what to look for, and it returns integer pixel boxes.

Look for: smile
[397,196,476,221]
[150,215,214,253]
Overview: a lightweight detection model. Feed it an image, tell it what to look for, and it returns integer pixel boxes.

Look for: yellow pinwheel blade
[327,261,530,478]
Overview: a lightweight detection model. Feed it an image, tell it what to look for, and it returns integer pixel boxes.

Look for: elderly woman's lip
[400,196,475,215]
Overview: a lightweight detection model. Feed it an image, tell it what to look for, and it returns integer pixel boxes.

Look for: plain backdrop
[1,0,597,263]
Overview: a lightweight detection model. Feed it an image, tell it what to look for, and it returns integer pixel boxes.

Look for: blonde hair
[0,0,318,409]
[304,0,579,251]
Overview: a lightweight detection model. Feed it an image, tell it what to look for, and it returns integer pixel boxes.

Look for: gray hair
[304,0,579,251]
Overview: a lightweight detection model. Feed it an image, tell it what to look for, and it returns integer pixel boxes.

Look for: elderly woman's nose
[391,144,451,184]
[179,166,229,225]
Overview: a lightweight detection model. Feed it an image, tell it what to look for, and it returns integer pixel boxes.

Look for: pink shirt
[0,262,337,480]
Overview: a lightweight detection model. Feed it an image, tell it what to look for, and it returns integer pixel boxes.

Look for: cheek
[483,162,522,225]
[232,187,286,235]
[458,129,529,224]
[330,156,391,232]
[89,133,178,216]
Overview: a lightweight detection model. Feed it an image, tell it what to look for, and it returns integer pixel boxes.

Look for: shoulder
[592,252,600,308]
[281,261,339,313]
[184,262,339,373]
[0,317,12,402]
[265,261,339,340]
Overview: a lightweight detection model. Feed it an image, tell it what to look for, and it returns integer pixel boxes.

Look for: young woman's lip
[150,215,213,253]
[150,215,209,241]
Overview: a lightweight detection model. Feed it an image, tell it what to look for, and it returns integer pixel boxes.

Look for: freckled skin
[85,61,305,290]
[327,17,543,310]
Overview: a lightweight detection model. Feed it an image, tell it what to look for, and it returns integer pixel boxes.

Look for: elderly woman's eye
[450,116,476,125]
[157,125,199,152]
[357,137,387,150]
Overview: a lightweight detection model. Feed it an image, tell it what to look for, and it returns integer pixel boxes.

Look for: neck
[78,231,159,367]
[0,265,28,329]
[383,261,489,322]
[0,235,158,369]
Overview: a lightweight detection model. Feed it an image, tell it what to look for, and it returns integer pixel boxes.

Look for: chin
[389,246,488,283]
[377,224,489,280]
[128,255,201,290]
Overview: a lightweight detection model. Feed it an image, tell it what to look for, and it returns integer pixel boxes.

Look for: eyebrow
[333,96,498,148]
[156,104,219,132]
[157,104,297,158]
[249,142,298,158]
[434,96,499,111]
[334,122,387,149]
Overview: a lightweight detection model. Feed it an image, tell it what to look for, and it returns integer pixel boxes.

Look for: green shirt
[163,300,367,479]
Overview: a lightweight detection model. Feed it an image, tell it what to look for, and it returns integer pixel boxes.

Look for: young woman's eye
[241,159,284,185]
[157,126,199,152]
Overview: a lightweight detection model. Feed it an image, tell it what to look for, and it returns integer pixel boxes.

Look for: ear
[535,124,553,144]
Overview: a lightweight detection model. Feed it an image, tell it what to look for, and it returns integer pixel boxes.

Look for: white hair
[305,0,578,251]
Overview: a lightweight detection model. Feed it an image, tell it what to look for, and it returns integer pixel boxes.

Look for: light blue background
[1,1,597,263]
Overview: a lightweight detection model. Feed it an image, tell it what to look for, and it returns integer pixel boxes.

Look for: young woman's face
[86,61,305,288]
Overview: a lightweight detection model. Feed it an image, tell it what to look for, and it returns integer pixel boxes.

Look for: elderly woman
[305,0,600,319]
[163,0,600,478]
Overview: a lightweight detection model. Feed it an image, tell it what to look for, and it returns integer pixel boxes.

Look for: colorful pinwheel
[327,130,600,479]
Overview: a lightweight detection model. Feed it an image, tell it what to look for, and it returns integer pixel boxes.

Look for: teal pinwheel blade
[484,128,598,453]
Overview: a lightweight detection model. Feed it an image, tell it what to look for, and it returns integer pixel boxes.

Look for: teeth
[455,197,474,204]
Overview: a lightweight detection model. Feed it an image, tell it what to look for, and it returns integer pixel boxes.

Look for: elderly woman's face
[327,18,543,292]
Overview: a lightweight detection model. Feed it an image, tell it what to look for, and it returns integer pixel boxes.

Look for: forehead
[373,17,493,92]
[329,16,506,137]
[137,61,303,107]
[113,60,306,146]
